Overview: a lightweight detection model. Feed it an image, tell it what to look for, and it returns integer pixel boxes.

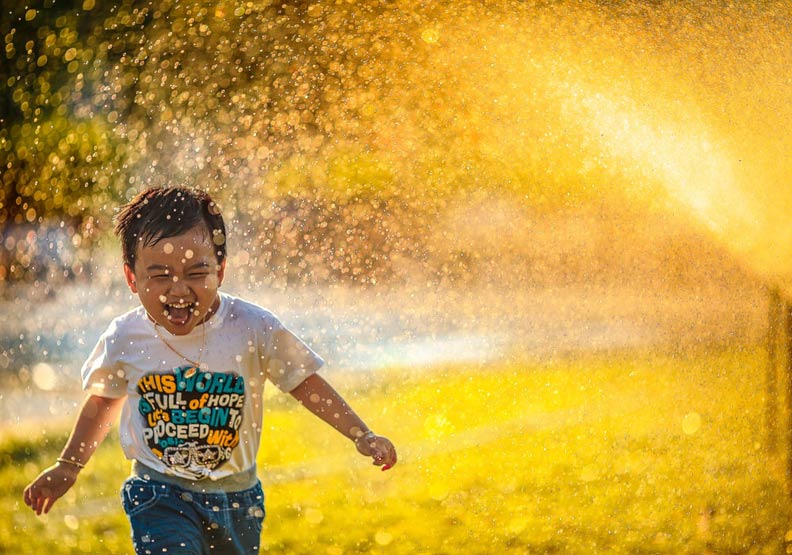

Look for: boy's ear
[217,258,226,287]
[123,264,139,294]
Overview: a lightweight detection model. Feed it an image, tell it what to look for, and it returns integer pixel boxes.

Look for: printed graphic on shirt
[137,366,245,479]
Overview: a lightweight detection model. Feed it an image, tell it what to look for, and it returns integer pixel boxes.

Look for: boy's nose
[169,276,191,295]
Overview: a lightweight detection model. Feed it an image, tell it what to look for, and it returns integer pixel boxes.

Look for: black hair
[113,187,226,269]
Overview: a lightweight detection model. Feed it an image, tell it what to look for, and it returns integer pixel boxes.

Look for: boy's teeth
[165,302,193,325]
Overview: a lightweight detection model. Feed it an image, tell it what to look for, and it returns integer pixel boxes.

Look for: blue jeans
[121,476,265,555]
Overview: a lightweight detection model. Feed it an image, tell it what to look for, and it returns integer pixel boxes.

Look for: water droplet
[63,514,79,530]
[305,507,324,524]
[580,463,599,482]
[682,412,701,435]
[507,516,529,535]
[32,362,57,391]
[421,28,440,44]
[429,482,450,501]
[374,530,393,546]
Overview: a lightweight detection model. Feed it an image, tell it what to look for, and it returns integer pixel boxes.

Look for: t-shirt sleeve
[80,326,129,399]
[262,319,324,392]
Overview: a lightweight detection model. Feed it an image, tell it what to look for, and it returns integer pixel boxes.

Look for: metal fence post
[785,301,792,492]
[766,288,781,453]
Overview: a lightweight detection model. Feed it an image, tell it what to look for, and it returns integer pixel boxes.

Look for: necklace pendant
[184,366,197,378]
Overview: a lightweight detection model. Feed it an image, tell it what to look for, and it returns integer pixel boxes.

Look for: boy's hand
[354,431,397,471]
[23,462,80,515]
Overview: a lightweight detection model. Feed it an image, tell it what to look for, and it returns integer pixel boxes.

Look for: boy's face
[123,225,226,336]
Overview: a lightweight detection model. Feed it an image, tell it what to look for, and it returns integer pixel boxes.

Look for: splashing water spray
[406,1,792,289]
[3,0,792,423]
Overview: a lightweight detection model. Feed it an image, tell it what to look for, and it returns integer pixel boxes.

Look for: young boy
[23,186,396,554]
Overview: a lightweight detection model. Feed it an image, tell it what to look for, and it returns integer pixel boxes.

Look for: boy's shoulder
[219,292,282,328]
[98,304,149,340]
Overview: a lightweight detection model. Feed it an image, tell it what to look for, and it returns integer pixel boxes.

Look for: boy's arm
[23,394,126,515]
[290,373,397,470]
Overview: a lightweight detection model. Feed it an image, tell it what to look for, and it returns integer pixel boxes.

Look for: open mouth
[164,301,197,325]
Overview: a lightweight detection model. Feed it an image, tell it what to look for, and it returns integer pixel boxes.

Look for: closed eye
[186,262,212,278]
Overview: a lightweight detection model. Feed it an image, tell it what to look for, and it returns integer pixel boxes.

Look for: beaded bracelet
[56,457,85,470]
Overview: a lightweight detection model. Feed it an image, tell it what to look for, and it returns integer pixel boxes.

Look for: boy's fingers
[372,444,397,469]
[42,497,55,514]
[24,486,42,513]
[27,482,55,515]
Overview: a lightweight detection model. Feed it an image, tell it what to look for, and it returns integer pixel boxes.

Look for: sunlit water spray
[408,1,792,287]
[2,1,789,425]
[558,82,763,257]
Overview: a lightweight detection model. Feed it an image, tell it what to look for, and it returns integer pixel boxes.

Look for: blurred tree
[0,0,139,285]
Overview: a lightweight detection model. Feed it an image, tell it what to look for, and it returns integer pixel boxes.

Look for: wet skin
[123,225,226,336]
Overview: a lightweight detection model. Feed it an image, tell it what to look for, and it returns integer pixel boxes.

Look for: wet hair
[113,187,226,269]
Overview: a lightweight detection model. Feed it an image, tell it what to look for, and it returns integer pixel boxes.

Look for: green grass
[1,347,790,554]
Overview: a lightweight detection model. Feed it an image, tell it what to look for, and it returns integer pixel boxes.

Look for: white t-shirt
[81,292,323,481]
